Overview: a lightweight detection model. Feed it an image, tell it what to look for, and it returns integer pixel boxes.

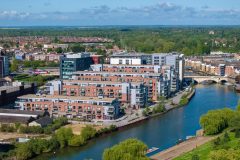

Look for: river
[34,84,240,160]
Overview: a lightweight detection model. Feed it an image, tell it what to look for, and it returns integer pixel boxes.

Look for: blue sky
[0,0,240,26]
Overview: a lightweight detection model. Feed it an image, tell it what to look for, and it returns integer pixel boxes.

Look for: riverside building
[71,70,175,100]
[47,80,148,109]
[15,94,120,120]
[110,52,184,85]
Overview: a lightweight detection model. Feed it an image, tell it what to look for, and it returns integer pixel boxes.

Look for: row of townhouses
[185,59,236,77]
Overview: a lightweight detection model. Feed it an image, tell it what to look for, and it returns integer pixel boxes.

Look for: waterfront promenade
[71,88,196,129]
[101,88,195,128]
[150,136,215,160]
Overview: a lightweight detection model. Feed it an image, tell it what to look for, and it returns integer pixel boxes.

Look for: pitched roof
[34,116,52,126]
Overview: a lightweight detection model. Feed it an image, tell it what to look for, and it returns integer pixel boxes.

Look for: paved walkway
[150,136,215,160]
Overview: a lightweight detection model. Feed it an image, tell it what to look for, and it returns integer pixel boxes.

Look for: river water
[35,84,240,160]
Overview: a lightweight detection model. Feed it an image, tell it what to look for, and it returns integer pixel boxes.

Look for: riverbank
[69,88,195,131]
[115,87,196,130]
[150,135,215,160]
[33,84,239,160]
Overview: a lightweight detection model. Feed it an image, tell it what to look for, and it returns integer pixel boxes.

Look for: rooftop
[0,109,44,115]
[73,71,162,76]
[18,94,116,102]
[99,64,159,67]
[34,116,53,126]
[0,115,35,124]
[62,80,143,85]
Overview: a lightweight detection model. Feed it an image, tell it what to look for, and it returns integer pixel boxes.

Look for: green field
[174,132,240,160]
[14,74,56,86]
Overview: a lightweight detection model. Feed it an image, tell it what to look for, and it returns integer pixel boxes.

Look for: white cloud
[0,2,240,25]
[0,10,30,19]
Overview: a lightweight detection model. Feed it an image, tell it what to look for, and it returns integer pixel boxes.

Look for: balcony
[107,108,114,113]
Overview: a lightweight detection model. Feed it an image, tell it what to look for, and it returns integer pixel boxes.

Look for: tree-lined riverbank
[32,84,239,160]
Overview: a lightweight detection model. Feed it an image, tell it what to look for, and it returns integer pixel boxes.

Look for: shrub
[68,135,86,147]
[19,126,43,134]
[235,129,240,138]
[55,127,73,148]
[0,124,16,132]
[81,125,97,141]
[102,138,148,160]
[192,154,200,160]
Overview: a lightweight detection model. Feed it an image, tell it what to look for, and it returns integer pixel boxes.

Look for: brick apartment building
[48,80,148,109]
[71,71,172,100]
[15,94,120,120]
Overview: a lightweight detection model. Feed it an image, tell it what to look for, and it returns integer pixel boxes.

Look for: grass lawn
[174,132,240,160]
[14,74,56,86]
[63,124,105,135]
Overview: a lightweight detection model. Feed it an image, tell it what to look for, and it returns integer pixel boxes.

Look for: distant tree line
[1,27,240,55]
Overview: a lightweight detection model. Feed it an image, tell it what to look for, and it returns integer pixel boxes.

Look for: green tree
[47,48,53,52]
[3,43,10,49]
[16,143,33,160]
[209,149,240,160]
[10,59,19,72]
[55,127,73,148]
[55,47,63,53]
[29,139,49,154]
[46,137,60,151]
[229,112,240,130]
[68,135,86,147]
[71,44,85,53]
[81,125,97,141]
[200,108,234,135]
[102,138,149,160]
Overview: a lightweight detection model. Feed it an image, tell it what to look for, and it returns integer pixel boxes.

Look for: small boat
[146,147,159,154]
[186,136,195,140]
[176,138,185,144]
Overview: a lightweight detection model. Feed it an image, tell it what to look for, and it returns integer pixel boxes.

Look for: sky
[0,0,240,26]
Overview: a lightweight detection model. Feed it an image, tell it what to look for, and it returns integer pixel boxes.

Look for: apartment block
[92,64,178,95]
[91,64,161,73]
[48,80,148,109]
[110,52,184,86]
[110,53,150,65]
[15,94,120,120]
[186,58,236,77]
[71,71,173,101]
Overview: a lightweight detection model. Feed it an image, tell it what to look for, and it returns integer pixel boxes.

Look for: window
[119,59,123,64]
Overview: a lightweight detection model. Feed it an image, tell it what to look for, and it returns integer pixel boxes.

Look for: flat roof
[0,115,34,124]
[18,94,116,102]
[0,109,44,116]
[73,71,162,76]
[100,64,158,67]
[63,80,142,85]
[111,53,147,57]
